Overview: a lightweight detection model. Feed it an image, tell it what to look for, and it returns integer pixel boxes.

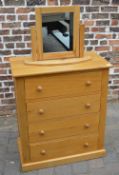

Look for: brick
[85,34,94,39]
[4,36,22,42]
[24,35,31,41]
[12,29,30,35]
[48,0,58,5]
[13,49,31,55]
[1,98,16,104]
[30,14,35,20]
[92,0,110,5]
[91,27,105,32]
[112,0,119,4]
[27,42,32,48]
[18,15,28,21]
[0,8,15,13]
[0,50,11,56]
[112,47,119,51]
[92,13,109,19]
[100,40,107,45]
[96,20,110,26]
[86,6,99,12]
[95,46,110,51]
[0,87,9,93]
[4,81,14,86]
[16,43,25,48]
[109,40,119,45]
[84,20,94,26]
[110,27,119,32]
[5,43,14,49]
[0,63,10,68]
[7,15,16,21]
[16,7,34,13]
[0,69,7,74]
[96,34,112,39]
[90,40,98,45]
[73,0,90,5]
[82,14,90,19]
[111,14,119,19]
[5,93,13,98]
[5,0,25,5]
[0,15,5,21]
[101,6,118,12]
[2,22,21,28]
[60,0,70,5]
[0,94,4,98]
[23,22,35,27]
[0,30,9,35]
[87,46,93,51]
[27,0,46,5]
[111,20,118,26]
[0,43,3,49]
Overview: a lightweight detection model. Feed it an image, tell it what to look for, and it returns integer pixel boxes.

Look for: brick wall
[0,0,119,116]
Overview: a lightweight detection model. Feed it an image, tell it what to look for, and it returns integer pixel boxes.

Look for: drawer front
[30,134,98,161]
[27,94,101,122]
[28,113,99,143]
[25,71,102,100]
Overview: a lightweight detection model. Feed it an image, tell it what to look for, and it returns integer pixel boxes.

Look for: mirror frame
[35,6,80,60]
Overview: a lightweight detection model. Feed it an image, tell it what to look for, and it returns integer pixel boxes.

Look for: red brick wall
[0,0,119,116]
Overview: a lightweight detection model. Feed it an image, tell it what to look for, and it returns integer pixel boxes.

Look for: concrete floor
[0,101,119,175]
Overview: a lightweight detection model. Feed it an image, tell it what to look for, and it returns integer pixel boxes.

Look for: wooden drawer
[28,113,99,143]
[27,94,101,122]
[30,134,98,161]
[25,71,102,100]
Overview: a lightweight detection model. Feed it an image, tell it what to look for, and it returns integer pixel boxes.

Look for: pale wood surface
[28,113,99,143]
[27,94,101,121]
[10,51,112,77]
[20,149,106,171]
[24,56,91,66]
[25,70,101,100]
[98,69,109,149]
[79,24,84,57]
[30,134,98,161]
[31,26,38,61]
[14,78,30,162]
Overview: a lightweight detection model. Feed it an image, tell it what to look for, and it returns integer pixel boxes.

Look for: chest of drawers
[10,52,111,171]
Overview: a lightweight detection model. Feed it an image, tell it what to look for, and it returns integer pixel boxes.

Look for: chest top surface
[10,51,111,78]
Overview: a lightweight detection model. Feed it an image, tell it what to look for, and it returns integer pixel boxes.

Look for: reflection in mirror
[42,13,73,53]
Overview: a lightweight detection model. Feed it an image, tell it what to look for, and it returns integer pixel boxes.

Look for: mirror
[42,13,73,53]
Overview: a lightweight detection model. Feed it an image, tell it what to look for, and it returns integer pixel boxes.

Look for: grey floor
[0,101,119,175]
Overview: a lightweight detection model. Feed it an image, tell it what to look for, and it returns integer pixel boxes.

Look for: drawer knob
[40,149,46,155]
[84,142,89,148]
[86,81,92,86]
[39,130,45,136]
[84,123,90,129]
[39,109,44,115]
[85,103,91,108]
[37,86,43,91]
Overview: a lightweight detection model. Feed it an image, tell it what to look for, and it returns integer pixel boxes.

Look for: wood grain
[25,70,102,100]
[30,134,98,161]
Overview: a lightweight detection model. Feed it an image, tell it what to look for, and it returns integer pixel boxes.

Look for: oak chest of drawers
[10,52,111,171]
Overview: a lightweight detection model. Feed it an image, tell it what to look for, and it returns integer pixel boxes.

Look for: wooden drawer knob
[84,142,89,148]
[39,109,44,115]
[85,103,91,108]
[86,81,92,86]
[39,130,45,136]
[40,149,46,155]
[37,86,43,91]
[84,123,90,129]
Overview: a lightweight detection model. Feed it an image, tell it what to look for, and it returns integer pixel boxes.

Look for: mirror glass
[42,13,73,53]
